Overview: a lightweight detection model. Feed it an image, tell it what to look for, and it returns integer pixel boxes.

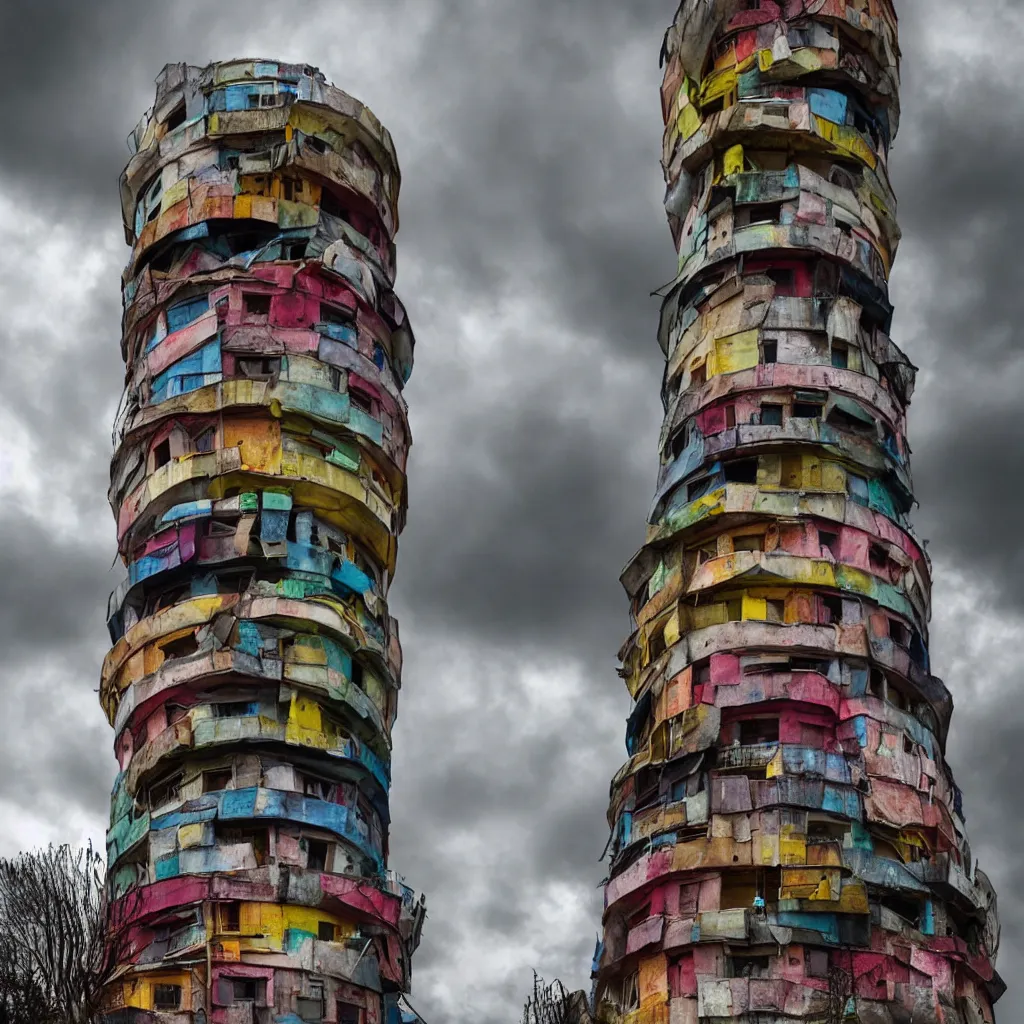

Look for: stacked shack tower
[595,3,1003,1023]
[102,61,424,1024]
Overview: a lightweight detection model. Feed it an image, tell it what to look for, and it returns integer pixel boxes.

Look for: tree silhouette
[0,844,129,1024]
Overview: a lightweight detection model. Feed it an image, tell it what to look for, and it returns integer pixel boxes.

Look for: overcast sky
[0,0,1020,1019]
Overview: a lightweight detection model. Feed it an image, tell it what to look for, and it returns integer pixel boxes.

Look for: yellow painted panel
[712,329,759,375]
[178,823,206,849]
[724,143,744,176]
[742,595,767,621]
[663,610,681,649]
[639,953,669,1003]
[222,416,283,474]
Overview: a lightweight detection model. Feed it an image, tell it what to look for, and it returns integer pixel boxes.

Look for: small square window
[807,950,829,978]
[231,978,263,1003]
[761,404,783,426]
[165,102,186,132]
[793,402,824,419]
[154,984,181,1011]
[831,344,849,369]
[244,294,272,317]
[349,389,374,415]
[306,840,329,871]
[337,1003,363,1024]
[203,769,233,794]
[153,439,172,469]
[761,340,778,364]
[317,920,336,942]
[724,459,758,484]
[221,902,240,933]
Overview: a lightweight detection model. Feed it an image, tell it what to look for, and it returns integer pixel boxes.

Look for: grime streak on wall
[591,4,1003,1024]
[101,60,425,1024]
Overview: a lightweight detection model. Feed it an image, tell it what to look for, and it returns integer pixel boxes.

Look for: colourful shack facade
[102,60,424,1024]
[593,3,1003,1023]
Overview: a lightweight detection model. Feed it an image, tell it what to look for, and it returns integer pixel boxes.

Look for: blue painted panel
[332,560,373,595]
[166,296,209,334]
[808,88,848,125]
[775,911,840,943]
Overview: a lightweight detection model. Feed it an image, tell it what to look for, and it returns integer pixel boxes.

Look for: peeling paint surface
[593,4,1003,1023]
[102,59,424,1024]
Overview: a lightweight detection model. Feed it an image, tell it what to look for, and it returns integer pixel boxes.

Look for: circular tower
[102,60,424,1024]
[594,4,1002,1024]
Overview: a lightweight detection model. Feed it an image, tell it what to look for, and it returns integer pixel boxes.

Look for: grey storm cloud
[0,0,1021,1020]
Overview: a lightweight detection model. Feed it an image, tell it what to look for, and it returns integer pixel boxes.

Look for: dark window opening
[869,667,886,700]
[243,294,272,316]
[351,660,364,690]
[724,459,758,484]
[903,735,914,755]
[737,202,782,226]
[869,544,889,573]
[793,402,824,419]
[221,902,240,933]
[690,363,707,387]
[648,627,668,663]
[761,340,778,364]
[725,405,736,428]
[161,633,198,660]
[821,595,843,625]
[831,343,849,369]
[739,718,780,745]
[697,542,717,565]
[154,985,182,1011]
[765,599,785,623]
[733,534,763,553]
[337,1004,363,1024]
[792,657,830,674]
[888,618,910,647]
[166,704,188,725]
[349,389,374,415]
[153,439,172,469]
[307,136,328,155]
[669,425,690,460]
[238,357,281,379]
[879,892,922,929]
[307,840,329,871]
[760,403,783,426]
[321,304,355,326]
[728,955,771,979]
[317,920,337,942]
[280,178,299,202]
[231,978,265,1004]
[284,240,308,260]
[319,188,345,218]
[149,774,182,809]
[726,599,743,622]
[767,268,795,295]
[213,701,258,719]
[165,102,186,132]
[203,769,233,794]
[687,476,715,502]
[819,530,840,559]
